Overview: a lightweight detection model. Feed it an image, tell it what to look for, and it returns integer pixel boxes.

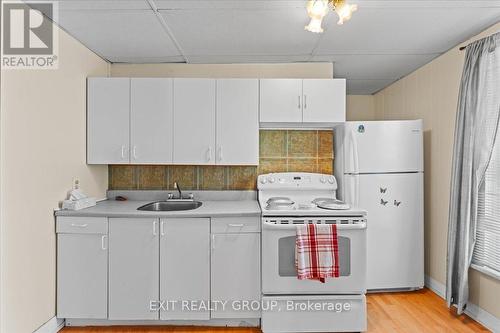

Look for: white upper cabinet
[88,77,343,164]
[302,79,346,123]
[173,79,216,164]
[216,79,259,165]
[260,79,303,123]
[260,78,346,126]
[130,78,173,164]
[87,78,130,164]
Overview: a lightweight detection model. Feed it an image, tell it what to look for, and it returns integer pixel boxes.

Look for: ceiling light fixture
[332,0,358,25]
[304,0,358,33]
[304,0,329,33]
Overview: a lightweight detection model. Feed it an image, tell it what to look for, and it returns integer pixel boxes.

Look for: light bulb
[335,3,357,25]
[306,0,329,19]
[305,17,324,33]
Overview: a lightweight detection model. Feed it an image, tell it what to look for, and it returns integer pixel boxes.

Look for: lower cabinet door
[211,232,261,318]
[109,218,159,320]
[57,233,107,318]
[160,218,210,320]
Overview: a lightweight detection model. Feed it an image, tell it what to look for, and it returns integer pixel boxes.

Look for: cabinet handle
[206,147,212,162]
[212,234,216,250]
[121,145,126,159]
[101,235,107,250]
[153,221,157,236]
[298,95,301,109]
[70,223,88,228]
[217,146,223,162]
[304,95,307,109]
[160,220,165,236]
[132,145,137,160]
[228,224,244,227]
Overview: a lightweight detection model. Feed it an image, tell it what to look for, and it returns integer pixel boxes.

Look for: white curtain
[446,32,500,314]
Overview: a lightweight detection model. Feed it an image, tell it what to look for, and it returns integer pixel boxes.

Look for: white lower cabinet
[160,218,210,320]
[57,215,261,322]
[211,232,261,318]
[108,218,159,320]
[56,217,108,319]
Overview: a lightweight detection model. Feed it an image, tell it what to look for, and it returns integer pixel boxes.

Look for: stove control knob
[278,178,285,184]
[268,177,276,183]
[320,177,327,183]
[328,176,335,184]
[260,178,267,184]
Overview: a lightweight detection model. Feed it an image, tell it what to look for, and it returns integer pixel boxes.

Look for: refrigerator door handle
[347,128,360,207]
[347,174,360,207]
[354,174,360,207]
[351,129,360,174]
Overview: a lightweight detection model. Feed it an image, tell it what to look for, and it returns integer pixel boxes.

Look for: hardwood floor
[366,288,488,332]
[61,288,489,333]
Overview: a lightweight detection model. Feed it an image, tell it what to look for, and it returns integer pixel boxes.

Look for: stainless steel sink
[137,201,202,211]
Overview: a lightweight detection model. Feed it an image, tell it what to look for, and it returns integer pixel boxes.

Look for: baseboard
[33,316,65,333]
[424,275,445,298]
[65,318,260,327]
[464,303,500,332]
[424,274,500,332]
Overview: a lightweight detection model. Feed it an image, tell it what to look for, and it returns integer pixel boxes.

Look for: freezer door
[343,120,423,174]
[344,173,424,290]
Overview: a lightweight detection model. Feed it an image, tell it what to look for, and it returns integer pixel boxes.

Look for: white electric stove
[258,172,368,333]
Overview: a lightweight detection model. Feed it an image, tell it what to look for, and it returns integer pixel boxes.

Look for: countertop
[55,199,261,218]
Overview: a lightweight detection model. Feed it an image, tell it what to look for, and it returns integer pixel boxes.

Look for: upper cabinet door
[302,79,346,123]
[87,78,130,164]
[130,78,173,164]
[173,79,216,164]
[216,79,259,165]
[260,79,303,123]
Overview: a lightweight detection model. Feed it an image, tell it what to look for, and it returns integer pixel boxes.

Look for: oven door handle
[263,221,366,230]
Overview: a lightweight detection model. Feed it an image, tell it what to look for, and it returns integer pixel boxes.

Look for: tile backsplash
[108,130,333,190]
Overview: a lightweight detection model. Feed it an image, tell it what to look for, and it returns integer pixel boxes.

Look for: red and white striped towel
[295,223,340,283]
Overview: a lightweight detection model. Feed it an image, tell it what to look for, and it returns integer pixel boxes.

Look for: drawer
[262,295,367,333]
[211,216,260,233]
[56,217,108,234]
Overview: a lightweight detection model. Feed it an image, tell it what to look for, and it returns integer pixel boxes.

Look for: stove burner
[266,197,294,205]
[265,203,294,210]
[314,198,351,210]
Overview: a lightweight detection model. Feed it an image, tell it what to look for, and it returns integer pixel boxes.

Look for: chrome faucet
[169,182,194,201]
[174,182,183,199]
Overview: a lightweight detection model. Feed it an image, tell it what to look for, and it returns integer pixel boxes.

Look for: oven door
[262,217,366,294]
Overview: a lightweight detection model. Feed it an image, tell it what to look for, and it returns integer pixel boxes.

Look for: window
[472,123,500,279]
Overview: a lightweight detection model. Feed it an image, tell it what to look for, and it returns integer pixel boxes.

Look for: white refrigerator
[334,120,424,291]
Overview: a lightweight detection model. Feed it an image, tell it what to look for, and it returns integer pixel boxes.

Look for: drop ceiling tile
[346,79,396,95]
[313,54,439,79]
[160,8,321,56]
[107,56,186,63]
[186,54,312,64]
[56,10,181,60]
[315,7,500,54]
[31,0,151,11]
[154,1,306,10]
